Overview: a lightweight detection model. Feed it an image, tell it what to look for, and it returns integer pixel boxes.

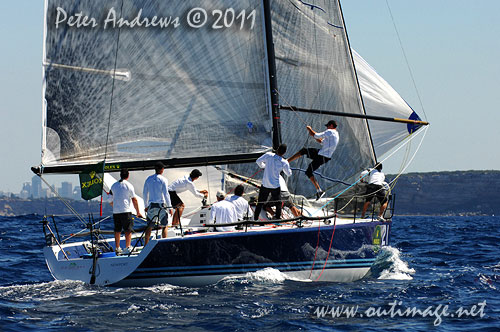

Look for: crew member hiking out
[288,120,339,200]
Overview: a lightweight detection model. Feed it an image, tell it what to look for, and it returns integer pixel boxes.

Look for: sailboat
[33,0,428,286]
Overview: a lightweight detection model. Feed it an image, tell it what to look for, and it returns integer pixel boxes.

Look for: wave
[220,267,310,285]
[370,246,415,280]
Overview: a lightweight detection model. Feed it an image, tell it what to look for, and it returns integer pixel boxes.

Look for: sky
[0,1,499,193]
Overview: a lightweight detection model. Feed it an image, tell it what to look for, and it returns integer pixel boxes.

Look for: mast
[262,0,282,149]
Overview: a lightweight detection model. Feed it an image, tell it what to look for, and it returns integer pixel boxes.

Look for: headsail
[41,0,273,173]
[352,49,423,157]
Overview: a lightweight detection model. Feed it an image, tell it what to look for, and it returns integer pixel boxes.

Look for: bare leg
[114,232,121,250]
[361,201,371,218]
[288,151,303,163]
[379,201,388,218]
[309,176,321,191]
[125,231,132,248]
[172,204,185,226]
[145,228,152,245]
[162,226,168,238]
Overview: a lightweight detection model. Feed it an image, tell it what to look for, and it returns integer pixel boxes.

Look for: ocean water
[0,215,498,331]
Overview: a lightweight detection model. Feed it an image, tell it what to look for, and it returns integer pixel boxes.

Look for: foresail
[352,49,423,157]
[42,0,272,171]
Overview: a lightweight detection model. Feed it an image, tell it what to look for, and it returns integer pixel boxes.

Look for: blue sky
[0,1,499,192]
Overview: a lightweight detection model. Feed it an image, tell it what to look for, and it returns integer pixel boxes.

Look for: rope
[62,216,112,242]
[315,215,337,281]
[311,126,428,215]
[275,89,309,126]
[46,223,69,260]
[308,218,322,279]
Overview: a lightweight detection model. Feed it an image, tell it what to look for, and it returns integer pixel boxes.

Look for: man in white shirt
[209,191,238,231]
[288,120,339,200]
[110,169,143,254]
[225,184,253,220]
[143,162,173,244]
[168,169,208,226]
[254,144,292,220]
[361,163,389,221]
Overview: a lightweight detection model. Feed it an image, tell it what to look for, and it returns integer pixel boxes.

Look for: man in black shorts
[110,169,143,254]
[168,169,208,226]
[361,164,389,221]
[288,120,339,200]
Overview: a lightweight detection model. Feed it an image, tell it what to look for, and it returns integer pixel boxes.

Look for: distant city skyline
[1,175,82,201]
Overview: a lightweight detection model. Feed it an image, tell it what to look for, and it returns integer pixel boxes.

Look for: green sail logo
[79,162,104,200]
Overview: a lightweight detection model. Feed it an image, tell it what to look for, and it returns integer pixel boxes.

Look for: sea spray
[370,246,415,280]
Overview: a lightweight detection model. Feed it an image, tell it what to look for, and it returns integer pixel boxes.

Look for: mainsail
[41,0,273,172]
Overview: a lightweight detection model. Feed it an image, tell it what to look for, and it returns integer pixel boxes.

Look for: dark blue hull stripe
[126,259,376,279]
[134,258,376,272]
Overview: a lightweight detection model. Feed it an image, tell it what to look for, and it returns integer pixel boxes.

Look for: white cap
[216,190,225,198]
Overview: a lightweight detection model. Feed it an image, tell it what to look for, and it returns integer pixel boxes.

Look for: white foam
[226,267,312,284]
[143,283,179,294]
[377,246,415,280]
[0,280,88,301]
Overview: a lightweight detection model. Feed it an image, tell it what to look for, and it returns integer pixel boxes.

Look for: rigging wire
[385,0,428,121]
[311,125,428,215]
[39,175,88,227]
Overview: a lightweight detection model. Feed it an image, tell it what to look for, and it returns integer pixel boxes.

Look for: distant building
[20,182,31,199]
[41,188,54,198]
[73,185,81,200]
[32,176,42,199]
[60,182,73,199]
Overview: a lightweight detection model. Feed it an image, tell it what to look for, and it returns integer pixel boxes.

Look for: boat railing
[324,191,395,222]
[202,212,359,230]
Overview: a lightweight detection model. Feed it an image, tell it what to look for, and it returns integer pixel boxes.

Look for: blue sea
[0,215,498,331]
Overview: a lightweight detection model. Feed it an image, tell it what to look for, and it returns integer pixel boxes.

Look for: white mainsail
[42,0,272,168]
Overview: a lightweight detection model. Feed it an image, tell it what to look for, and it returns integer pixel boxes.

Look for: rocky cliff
[387,170,500,215]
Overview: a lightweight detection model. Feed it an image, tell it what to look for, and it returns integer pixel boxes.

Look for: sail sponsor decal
[79,161,104,200]
[372,225,382,246]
